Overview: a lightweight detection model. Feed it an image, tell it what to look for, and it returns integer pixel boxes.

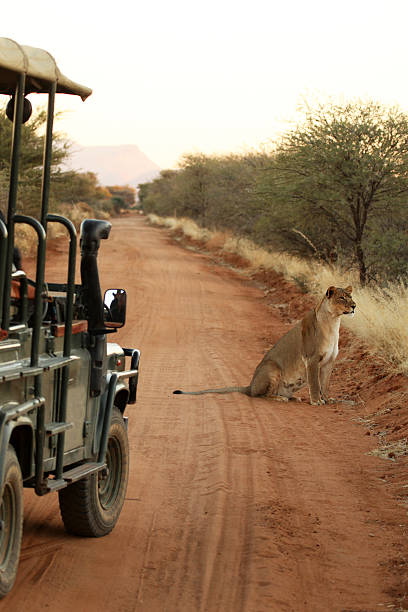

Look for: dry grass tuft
[55,202,110,229]
[147,214,214,242]
[346,283,408,374]
[15,224,38,257]
[368,438,408,460]
[147,213,408,375]
[15,202,110,256]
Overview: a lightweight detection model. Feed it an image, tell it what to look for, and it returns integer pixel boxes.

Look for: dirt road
[2,214,407,611]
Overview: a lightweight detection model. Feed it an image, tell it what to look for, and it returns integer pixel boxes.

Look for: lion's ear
[345,285,352,294]
[326,286,335,298]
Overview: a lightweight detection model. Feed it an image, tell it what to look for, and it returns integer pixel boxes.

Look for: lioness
[174,286,355,405]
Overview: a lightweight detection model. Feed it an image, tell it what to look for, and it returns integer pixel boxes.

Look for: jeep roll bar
[0,38,93,493]
[0,37,92,334]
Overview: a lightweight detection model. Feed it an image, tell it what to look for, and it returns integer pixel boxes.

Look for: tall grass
[147,213,408,375]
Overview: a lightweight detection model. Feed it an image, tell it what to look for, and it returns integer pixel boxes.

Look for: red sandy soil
[2,213,408,612]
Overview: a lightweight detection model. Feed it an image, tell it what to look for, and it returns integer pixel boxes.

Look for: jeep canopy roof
[0,37,92,100]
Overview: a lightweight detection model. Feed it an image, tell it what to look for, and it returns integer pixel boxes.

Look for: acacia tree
[138,169,180,216]
[268,101,408,284]
[106,185,136,209]
[139,152,267,234]
[203,153,268,235]
[177,154,212,223]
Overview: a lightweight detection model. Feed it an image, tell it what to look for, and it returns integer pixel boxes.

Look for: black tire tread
[0,445,24,599]
[58,408,129,537]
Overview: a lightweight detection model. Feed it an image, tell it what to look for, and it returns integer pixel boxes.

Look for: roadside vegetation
[147,213,408,375]
[139,99,408,375]
[0,106,135,255]
[140,100,408,286]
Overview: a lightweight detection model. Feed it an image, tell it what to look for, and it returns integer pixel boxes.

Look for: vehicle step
[45,421,73,436]
[44,462,106,492]
[45,478,67,492]
[62,462,106,483]
[0,355,80,383]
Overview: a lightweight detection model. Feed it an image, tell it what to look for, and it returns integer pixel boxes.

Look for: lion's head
[325,286,356,317]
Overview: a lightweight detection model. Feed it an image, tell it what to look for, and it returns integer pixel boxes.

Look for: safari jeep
[0,38,140,596]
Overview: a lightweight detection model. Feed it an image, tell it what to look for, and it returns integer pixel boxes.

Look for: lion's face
[326,285,356,317]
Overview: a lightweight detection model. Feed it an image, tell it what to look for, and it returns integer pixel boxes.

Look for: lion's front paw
[310,398,326,406]
[320,394,336,404]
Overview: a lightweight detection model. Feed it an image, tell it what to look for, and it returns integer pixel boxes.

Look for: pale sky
[3,0,408,169]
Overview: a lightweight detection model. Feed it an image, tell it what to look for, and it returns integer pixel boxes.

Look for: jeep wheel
[58,407,129,537]
[0,445,24,598]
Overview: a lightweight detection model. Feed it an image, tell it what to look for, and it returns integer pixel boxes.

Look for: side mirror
[103,289,127,329]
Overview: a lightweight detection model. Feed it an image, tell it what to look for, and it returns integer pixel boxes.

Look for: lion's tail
[173,386,250,396]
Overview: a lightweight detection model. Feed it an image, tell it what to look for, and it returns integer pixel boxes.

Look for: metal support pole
[40,82,56,229]
[0,220,8,325]
[46,214,77,353]
[2,73,26,331]
[46,214,77,478]
[13,214,47,492]
[13,216,46,367]
[98,373,117,463]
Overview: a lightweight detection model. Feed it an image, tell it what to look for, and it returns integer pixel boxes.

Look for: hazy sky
[4,0,408,168]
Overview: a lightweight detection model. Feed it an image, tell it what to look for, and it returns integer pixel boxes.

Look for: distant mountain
[66,144,161,188]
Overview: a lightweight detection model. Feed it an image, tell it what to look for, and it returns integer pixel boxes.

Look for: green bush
[139,99,408,285]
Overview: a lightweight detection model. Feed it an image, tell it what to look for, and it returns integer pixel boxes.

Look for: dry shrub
[368,438,408,460]
[147,214,214,242]
[147,213,408,375]
[14,202,111,256]
[146,213,166,227]
[55,202,110,229]
[206,230,232,251]
[15,224,37,257]
[345,283,408,374]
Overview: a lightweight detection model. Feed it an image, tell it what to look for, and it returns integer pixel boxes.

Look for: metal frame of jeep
[0,37,140,596]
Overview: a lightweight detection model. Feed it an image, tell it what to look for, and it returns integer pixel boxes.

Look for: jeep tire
[58,408,129,537]
[0,445,24,598]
